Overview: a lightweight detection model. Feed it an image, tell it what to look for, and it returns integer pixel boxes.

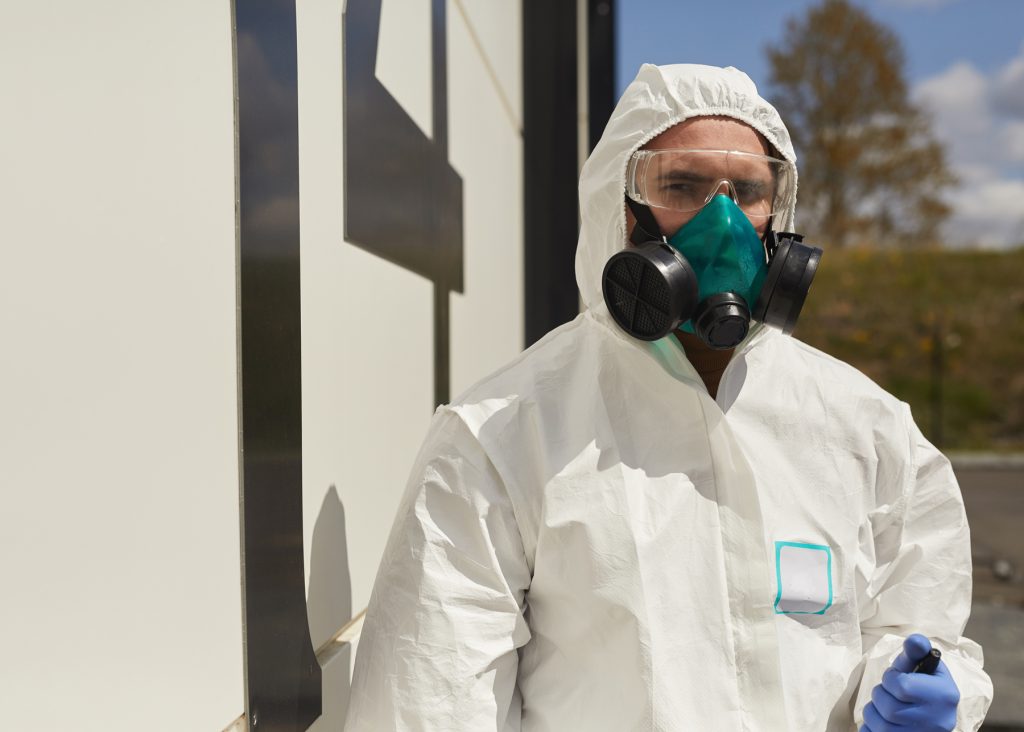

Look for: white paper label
[775,542,832,615]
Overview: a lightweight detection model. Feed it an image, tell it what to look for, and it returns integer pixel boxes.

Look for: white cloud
[991,52,1024,119]
[957,177,1024,218]
[944,176,1024,248]
[1004,121,1024,162]
[915,62,990,143]
[913,47,1024,248]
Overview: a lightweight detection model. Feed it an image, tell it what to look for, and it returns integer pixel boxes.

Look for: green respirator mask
[602,194,823,349]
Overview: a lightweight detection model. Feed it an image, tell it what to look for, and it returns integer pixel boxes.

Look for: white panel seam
[452,0,523,135]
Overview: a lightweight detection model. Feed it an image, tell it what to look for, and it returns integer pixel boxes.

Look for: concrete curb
[950,453,1024,470]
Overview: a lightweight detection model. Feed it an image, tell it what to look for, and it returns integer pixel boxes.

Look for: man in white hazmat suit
[344,64,993,731]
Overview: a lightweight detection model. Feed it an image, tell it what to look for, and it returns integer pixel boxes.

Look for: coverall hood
[575,63,799,315]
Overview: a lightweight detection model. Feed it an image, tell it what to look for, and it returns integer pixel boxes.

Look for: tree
[766,0,954,248]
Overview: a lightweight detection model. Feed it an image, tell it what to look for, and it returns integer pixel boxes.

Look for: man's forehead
[643,115,770,156]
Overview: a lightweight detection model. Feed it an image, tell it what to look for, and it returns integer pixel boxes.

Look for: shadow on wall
[307,485,353,729]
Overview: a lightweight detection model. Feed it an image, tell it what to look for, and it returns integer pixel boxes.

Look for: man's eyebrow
[655,171,714,182]
[655,171,773,185]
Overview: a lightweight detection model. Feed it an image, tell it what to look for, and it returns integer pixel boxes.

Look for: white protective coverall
[344,64,993,731]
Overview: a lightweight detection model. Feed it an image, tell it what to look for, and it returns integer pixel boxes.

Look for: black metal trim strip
[587,0,616,153]
[522,0,617,348]
[233,0,321,729]
[522,0,581,348]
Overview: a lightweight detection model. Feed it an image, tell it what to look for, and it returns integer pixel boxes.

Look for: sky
[616,0,1024,248]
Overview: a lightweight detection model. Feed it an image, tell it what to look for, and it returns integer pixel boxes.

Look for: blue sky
[616,0,1024,248]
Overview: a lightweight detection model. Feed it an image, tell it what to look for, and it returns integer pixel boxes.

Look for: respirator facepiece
[602,191,822,349]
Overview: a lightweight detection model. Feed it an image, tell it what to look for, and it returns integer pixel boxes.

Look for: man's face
[627,116,775,238]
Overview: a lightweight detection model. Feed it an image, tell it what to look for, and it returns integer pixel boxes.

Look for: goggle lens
[626,149,795,219]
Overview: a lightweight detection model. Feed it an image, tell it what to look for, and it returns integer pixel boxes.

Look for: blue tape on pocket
[774,541,833,615]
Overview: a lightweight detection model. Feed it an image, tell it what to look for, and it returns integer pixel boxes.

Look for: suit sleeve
[853,403,993,731]
[344,407,532,732]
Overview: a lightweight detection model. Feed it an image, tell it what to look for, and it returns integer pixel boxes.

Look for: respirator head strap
[625,197,665,245]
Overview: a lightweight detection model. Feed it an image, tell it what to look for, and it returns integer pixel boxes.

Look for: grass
[793,245,1024,451]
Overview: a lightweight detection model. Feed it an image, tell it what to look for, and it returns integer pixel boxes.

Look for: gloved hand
[860,634,960,732]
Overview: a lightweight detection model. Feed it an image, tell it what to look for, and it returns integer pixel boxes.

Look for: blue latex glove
[860,634,960,732]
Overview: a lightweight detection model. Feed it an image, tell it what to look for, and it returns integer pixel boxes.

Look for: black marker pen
[913,648,942,675]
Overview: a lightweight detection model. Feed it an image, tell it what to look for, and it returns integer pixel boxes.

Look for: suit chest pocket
[773,541,833,615]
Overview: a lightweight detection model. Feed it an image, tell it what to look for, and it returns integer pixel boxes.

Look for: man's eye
[735,180,770,199]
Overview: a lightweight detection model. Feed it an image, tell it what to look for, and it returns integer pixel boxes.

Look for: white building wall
[1,0,525,729]
[297,0,524,727]
[0,2,242,730]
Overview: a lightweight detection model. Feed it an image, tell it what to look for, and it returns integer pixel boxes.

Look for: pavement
[953,456,1024,729]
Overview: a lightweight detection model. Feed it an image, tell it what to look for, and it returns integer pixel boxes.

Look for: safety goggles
[625,149,796,219]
